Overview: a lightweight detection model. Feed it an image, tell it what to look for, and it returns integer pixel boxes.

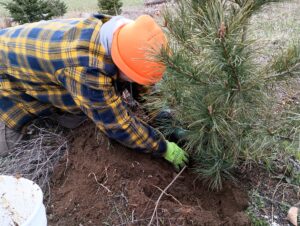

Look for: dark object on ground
[144,0,167,6]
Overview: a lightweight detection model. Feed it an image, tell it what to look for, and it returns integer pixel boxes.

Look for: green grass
[245,1,300,224]
[248,0,300,62]
[0,0,143,15]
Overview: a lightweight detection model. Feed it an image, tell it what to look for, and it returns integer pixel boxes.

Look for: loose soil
[48,122,250,226]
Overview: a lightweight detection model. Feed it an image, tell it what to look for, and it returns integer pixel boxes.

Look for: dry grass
[248,0,300,64]
[245,1,300,225]
[0,119,69,203]
[0,16,13,29]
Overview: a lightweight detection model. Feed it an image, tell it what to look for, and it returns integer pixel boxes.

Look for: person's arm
[55,66,167,155]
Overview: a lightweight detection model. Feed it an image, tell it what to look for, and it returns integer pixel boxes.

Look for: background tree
[1,0,67,24]
[147,0,300,189]
[98,0,123,15]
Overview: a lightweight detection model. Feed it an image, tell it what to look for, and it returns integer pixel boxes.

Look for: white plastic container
[0,175,47,226]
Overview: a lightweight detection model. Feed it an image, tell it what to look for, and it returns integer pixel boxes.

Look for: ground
[0,0,300,225]
[48,122,250,226]
[45,120,299,226]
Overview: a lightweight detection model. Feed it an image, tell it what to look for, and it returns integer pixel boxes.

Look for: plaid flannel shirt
[0,14,167,155]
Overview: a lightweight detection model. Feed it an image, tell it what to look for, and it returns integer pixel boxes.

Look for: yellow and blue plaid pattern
[0,14,166,154]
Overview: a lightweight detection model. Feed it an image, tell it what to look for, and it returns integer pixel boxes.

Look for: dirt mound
[48,122,250,225]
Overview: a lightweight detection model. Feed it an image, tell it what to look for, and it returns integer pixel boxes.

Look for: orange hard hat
[111,15,167,85]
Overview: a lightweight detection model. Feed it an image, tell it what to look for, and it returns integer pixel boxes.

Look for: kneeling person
[0,14,188,171]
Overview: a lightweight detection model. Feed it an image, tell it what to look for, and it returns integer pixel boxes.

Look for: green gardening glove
[163,141,189,171]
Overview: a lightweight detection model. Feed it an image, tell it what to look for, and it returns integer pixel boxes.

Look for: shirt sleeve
[55,66,167,155]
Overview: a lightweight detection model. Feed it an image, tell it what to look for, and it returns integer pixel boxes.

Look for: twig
[147,166,186,226]
[265,62,300,80]
[152,185,183,206]
[88,172,111,193]
[116,217,186,226]
[131,210,135,223]
[271,165,289,223]
[257,193,290,208]
[271,181,285,223]
[103,166,109,184]
[0,120,68,199]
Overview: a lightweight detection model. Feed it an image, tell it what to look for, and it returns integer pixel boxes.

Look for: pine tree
[98,0,123,15]
[1,0,67,24]
[148,0,300,189]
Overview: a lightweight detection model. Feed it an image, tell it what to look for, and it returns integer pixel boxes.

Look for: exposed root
[88,170,112,193]
[152,184,183,206]
[148,166,186,226]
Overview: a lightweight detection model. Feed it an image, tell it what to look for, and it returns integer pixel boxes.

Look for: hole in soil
[143,186,155,199]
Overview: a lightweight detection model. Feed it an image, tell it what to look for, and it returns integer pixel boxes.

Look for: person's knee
[0,121,23,157]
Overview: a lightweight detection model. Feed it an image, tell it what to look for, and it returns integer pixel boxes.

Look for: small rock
[287,207,298,226]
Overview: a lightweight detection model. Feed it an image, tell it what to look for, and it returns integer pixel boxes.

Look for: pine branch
[219,37,242,92]
[148,0,293,190]
[2,0,66,24]
[265,43,300,81]
[226,0,287,42]
[228,0,287,10]
[265,62,300,81]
